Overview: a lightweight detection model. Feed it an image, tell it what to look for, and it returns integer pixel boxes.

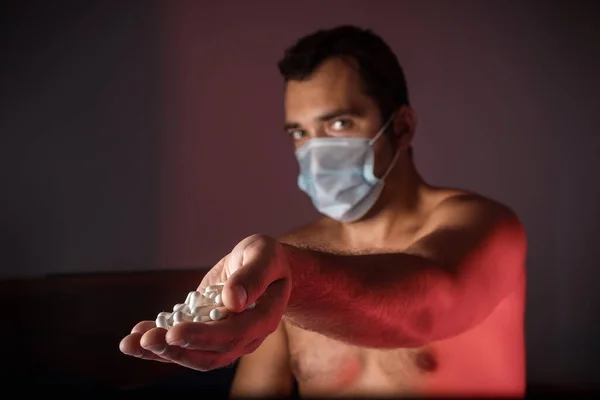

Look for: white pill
[187,298,197,309]
[214,294,222,306]
[185,291,199,306]
[191,305,212,317]
[204,283,225,294]
[208,292,218,301]
[156,315,169,329]
[209,308,228,321]
[156,311,173,325]
[195,296,210,307]
[172,311,183,323]
[193,315,211,323]
[247,302,256,310]
[187,291,201,307]
[173,303,190,314]
[173,310,193,323]
[157,311,171,320]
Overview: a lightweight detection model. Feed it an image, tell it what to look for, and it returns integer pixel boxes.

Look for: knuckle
[244,234,276,255]
[247,233,269,243]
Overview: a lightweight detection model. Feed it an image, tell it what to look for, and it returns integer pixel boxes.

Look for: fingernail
[234,285,247,309]
[168,339,185,347]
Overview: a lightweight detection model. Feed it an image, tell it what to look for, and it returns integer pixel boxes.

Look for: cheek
[372,139,396,176]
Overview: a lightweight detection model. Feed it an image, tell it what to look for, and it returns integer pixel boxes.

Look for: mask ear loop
[369,113,400,182]
[368,113,396,146]
[380,147,400,182]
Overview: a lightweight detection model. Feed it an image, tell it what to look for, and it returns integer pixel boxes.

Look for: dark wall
[1,0,599,389]
[1,0,161,277]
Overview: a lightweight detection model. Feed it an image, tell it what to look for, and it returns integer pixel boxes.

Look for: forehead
[284,57,375,120]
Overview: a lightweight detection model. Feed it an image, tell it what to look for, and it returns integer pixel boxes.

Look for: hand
[119,234,292,371]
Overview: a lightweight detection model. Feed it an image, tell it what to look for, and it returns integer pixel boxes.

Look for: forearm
[282,244,471,348]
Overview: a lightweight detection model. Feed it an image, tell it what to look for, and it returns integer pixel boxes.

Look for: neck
[339,155,429,246]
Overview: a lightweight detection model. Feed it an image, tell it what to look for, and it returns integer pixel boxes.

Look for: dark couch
[0,269,235,393]
[2,270,594,397]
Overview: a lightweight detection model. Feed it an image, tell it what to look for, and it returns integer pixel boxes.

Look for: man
[120,25,527,398]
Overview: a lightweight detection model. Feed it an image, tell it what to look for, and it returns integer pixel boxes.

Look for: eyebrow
[283,107,362,131]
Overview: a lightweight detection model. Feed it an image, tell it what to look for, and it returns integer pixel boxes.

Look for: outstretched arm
[282,195,527,348]
[120,195,526,372]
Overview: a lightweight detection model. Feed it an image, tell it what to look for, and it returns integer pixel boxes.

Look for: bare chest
[285,322,438,390]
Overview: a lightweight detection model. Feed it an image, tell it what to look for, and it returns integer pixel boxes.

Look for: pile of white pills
[155,282,255,330]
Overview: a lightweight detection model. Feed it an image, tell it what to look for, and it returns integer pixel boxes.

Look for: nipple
[414,350,438,373]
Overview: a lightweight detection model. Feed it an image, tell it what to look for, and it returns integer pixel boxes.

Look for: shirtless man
[120,25,527,398]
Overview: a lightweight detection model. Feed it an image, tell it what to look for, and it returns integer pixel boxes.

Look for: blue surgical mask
[295,114,399,222]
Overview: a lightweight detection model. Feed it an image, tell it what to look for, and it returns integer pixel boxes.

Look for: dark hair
[277,25,410,123]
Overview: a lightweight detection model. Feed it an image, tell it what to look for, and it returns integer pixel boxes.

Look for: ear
[392,106,417,151]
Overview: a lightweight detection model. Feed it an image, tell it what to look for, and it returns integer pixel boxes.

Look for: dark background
[1,0,599,391]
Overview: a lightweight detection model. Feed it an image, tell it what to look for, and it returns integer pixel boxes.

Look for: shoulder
[408,189,527,272]
[431,189,522,226]
[424,189,526,248]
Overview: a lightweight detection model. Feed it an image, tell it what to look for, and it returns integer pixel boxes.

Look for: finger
[136,350,173,363]
[131,320,156,334]
[165,318,248,352]
[119,332,172,363]
[123,320,172,363]
[221,235,269,311]
[139,326,183,361]
[223,237,281,312]
[159,336,266,372]
[232,277,289,335]
[120,332,145,356]
[197,255,227,293]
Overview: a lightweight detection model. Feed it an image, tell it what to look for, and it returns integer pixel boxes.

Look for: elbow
[364,269,485,348]
[402,300,495,346]
[399,307,444,348]
[384,296,471,348]
[370,307,442,349]
[381,312,457,348]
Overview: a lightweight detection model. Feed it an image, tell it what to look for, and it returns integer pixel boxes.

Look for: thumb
[221,236,276,313]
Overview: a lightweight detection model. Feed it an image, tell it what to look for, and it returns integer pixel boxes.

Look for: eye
[330,119,353,131]
[290,130,306,141]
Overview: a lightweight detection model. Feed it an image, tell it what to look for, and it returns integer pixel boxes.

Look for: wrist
[279,242,308,309]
